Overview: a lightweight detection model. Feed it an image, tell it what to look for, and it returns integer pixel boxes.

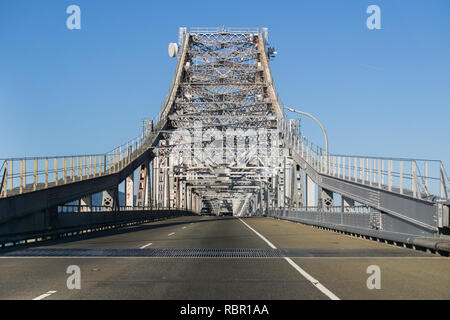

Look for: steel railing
[0,129,157,198]
[58,204,187,213]
[282,121,449,201]
[271,205,374,213]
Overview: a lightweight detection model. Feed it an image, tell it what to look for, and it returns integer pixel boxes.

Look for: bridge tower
[158,27,302,215]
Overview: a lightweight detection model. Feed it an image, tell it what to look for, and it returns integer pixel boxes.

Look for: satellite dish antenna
[168,43,178,58]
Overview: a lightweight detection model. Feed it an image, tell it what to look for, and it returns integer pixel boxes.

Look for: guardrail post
[333,156,337,176]
[412,161,418,198]
[76,156,79,179]
[345,157,349,180]
[54,158,58,186]
[399,160,404,194]
[71,157,75,181]
[19,159,25,193]
[113,150,117,172]
[440,162,448,199]
[1,162,7,197]
[360,158,363,182]
[82,156,85,179]
[388,160,392,191]
[45,158,48,188]
[63,157,67,184]
[301,138,304,158]
[9,159,13,192]
[118,147,122,170]
[33,158,38,190]
[380,160,384,186]
[337,156,341,178]
[98,155,101,176]
[76,157,80,180]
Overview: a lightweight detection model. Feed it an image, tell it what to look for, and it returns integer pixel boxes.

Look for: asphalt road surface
[0,216,448,300]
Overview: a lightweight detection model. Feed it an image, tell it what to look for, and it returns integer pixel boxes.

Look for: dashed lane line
[32,290,57,300]
[139,242,153,249]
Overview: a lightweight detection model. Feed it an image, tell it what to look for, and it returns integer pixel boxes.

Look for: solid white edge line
[239,218,276,249]
[139,242,153,249]
[32,290,57,300]
[168,232,175,236]
[238,218,340,300]
[284,257,340,300]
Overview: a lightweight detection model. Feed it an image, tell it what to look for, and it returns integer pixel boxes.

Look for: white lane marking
[238,218,340,300]
[182,226,187,229]
[139,242,153,249]
[32,290,57,300]
[168,232,175,236]
[239,218,276,249]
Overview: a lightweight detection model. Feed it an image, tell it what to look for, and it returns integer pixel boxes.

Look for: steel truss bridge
[0,26,449,300]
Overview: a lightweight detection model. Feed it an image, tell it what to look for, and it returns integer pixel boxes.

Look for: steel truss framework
[158,29,290,214]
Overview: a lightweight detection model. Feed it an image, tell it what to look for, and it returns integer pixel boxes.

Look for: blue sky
[0,0,449,169]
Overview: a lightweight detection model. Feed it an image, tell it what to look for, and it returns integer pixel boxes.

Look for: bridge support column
[102,186,119,211]
[342,196,355,212]
[196,195,201,214]
[136,161,150,207]
[193,193,198,214]
[292,163,303,208]
[79,195,92,212]
[145,161,151,207]
[152,159,159,208]
[273,175,279,208]
[180,181,186,210]
[319,187,334,211]
[186,186,191,211]
[305,174,316,207]
[264,183,269,215]
[125,173,134,208]
[259,185,264,215]
[164,168,170,209]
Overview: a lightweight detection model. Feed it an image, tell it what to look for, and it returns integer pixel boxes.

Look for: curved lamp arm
[285,106,329,173]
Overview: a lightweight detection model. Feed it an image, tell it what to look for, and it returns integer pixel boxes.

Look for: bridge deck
[0,216,448,300]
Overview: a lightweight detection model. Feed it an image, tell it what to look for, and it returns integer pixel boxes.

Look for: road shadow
[0,215,240,254]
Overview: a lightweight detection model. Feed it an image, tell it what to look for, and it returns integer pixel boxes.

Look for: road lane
[0,216,331,299]
[242,217,450,300]
[0,215,448,300]
[27,216,271,250]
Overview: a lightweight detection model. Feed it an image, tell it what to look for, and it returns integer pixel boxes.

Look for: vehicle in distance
[200,207,213,216]
[219,208,233,216]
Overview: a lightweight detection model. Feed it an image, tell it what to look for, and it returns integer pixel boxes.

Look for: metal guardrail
[58,204,178,213]
[277,206,374,213]
[0,130,155,198]
[1,208,191,248]
[266,209,450,253]
[158,31,189,122]
[281,119,450,201]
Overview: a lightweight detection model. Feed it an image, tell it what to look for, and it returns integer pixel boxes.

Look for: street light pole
[284,106,329,173]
